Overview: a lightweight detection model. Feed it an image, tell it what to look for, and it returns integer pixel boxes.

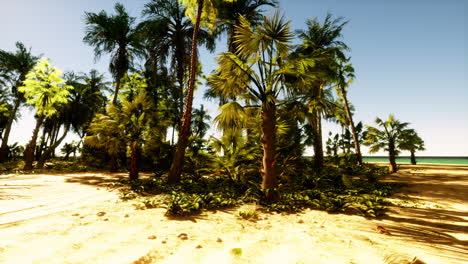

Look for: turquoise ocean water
[362,156,468,165]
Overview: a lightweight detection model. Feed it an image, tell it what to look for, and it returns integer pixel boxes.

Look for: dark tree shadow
[65,174,127,187]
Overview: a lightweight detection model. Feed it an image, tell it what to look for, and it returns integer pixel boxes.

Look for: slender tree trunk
[260,102,278,200]
[313,111,324,170]
[312,83,324,170]
[167,0,204,183]
[24,114,45,170]
[410,150,417,165]
[341,90,362,165]
[112,77,122,104]
[37,124,69,168]
[129,141,139,180]
[0,99,21,162]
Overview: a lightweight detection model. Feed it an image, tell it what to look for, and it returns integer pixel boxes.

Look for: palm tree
[71,70,109,139]
[141,0,215,109]
[191,104,211,138]
[18,59,73,170]
[363,114,410,173]
[335,62,363,164]
[83,3,141,104]
[208,13,293,199]
[87,74,153,179]
[0,42,40,162]
[167,0,221,183]
[293,14,349,170]
[399,129,425,165]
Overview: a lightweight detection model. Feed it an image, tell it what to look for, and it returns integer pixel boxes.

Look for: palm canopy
[191,104,211,138]
[216,0,277,51]
[83,3,141,103]
[296,13,349,60]
[64,70,109,137]
[210,12,293,104]
[18,59,73,118]
[364,114,410,154]
[0,42,40,95]
[399,129,425,152]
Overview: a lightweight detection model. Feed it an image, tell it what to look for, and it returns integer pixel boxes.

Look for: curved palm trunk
[410,150,417,165]
[260,102,278,200]
[0,98,21,162]
[129,141,139,180]
[24,114,45,170]
[167,0,203,183]
[340,88,363,165]
[36,124,70,168]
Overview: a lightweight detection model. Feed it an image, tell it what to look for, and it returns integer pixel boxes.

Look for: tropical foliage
[363,114,410,173]
[0,1,424,216]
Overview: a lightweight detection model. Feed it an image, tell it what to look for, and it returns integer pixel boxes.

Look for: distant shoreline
[305,156,468,165]
[362,156,468,165]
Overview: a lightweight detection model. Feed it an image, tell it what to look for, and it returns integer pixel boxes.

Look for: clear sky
[1,0,467,156]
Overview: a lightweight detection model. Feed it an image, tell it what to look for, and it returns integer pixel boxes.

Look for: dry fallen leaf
[376,225,391,235]
[178,233,188,240]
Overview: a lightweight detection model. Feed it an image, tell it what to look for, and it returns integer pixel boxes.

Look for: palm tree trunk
[260,102,278,200]
[388,143,397,173]
[410,150,417,165]
[340,88,363,165]
[0,98,21,162]
[167,0,204,184]
[112,75,122,104]
[129,141,139,180]
[37,124,70,168]
[314,111,324,169]
[24,114,45,170]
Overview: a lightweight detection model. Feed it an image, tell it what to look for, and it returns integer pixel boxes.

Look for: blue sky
[1,0,467,156]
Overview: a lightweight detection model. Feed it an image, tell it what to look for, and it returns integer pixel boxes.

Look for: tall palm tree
[335,62,363,164]
[208,13,293,199]
[18,59,73,170]
[167,0,220,183]
[294,14,349,170]
[364,114,410,173]
[83,3,141,104]
[399,129,425,165]
[0,42,40,162]
[139,0,215,132]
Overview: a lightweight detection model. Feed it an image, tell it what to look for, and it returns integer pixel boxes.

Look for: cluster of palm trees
[0,0,425,198]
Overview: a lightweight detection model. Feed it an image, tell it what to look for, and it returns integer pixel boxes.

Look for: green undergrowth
[114,163,402,218]
[0,159,109,174]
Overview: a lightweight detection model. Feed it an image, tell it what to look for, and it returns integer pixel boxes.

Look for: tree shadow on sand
[64,173,127,187]
[380,165,468,262]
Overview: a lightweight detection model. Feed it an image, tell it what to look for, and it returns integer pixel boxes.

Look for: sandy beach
[0,164,467,264]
